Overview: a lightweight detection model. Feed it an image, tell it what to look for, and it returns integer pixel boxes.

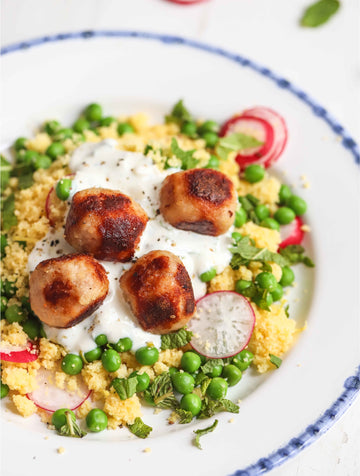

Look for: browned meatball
[160,168,237,236]
[120,250,195,334]
[29,253,109,328]
[65,188,148,262]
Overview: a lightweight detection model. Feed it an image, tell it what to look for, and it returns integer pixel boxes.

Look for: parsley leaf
[198,397,239,419]
[174,408,194,424]
[111,377,138,400]
[171,138,199,170]
[165,100,192,126]
[58,411,87,438]
[230,236,289,269]
[300,0,340,27]
[2,193,18,231]
[193,419,218,449]
[127,418,153,439]
[216,133,263,161]
[269,354,282,368]
[279,245,315,267]
[160,328,193,350]
[143,372,179,410]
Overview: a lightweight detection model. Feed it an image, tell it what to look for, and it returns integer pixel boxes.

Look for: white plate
[1,32,359,476]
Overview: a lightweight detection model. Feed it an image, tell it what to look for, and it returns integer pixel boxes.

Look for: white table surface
[1,0,359,474]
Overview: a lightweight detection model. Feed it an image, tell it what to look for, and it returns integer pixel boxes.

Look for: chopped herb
[200,359,224,374]
[230,236,289,269]
[300,0,340,27]
[143,372,179,410]
[174,408,193,424]
[194,372,208,387]
[127,417,153,439]
[193,419,218,449]
[111,376,138,400]
[200,376,212,396]
[284,305,290,318]
[238,194,261,225]
[160,328,193,350]
[198,397,239,419]
[165,99,192,126]
[58,411,87,438]
[216,133,263,161]
[171,138,199,170]
[144,144,154,155]
[279,245,315,267]
[18,173,34,190]
[269,354,282,368]
[0,155,11,189]
[2,194,18,231]
[261,261,273,273]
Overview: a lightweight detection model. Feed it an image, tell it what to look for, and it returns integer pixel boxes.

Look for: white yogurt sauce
[28,141,233,354]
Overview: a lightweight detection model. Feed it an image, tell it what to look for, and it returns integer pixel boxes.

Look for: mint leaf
[198,397,239,419]
[174,408,194,424]
[111,377,138,400]
[143,372,179,409]
[127,417,152,438]
[165,100,192,126]
[300,0,340,27]
[200,359,224,374]
[200,376,212,396]
[269,354,282,368]
[18,173,34,190]
[230,236,289,269]
[0,155,11,189]
[2,193,18,231]
[193,419,218,449]
[216,133,263,161]
[58,411,87,438]
[279,245,315,267]
[160,328,193,350]
[171,138,199,170]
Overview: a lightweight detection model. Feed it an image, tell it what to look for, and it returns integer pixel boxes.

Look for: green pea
[22,318,42,340]
[231,231,242,243]
[287,195,307,216]
[260,217,280,231]
[202,131,219,148]
[84,347,103,362]
[33,154,52,170]
[3,280,16,298]
[55,128,73,141]
[51,408,76,430]
[112,337,133,353]
[1,382,9,399]
[255,272,278,292]
[5,305,27,324]
[235,279,252,294]
[232,349,254,371]
[55,178,72,201]
[200,267,216,283]
[171,372,195,395]
[206,364,223,378]
[235,208,247,228]
[244,164,265,183]
[117,122,135,136]
[95,334,108,346]
[86,408,108,432]
[1,296,8,313]
[46,142,65,160]
[101,349,121,372]
[206,377,228,400]
[279,266,295,287]
[181,121,197,137]
[198,120,219,135]
[44,120,61,136]
[254,204,270,221]
[20,150,38,165]
[129,371,150,392]
[85,103,103,122]
[274,207,295,225]
[193,351,207,365]
[73,118,90,133]
[135,346,159,366]
[1,234,8,256]
[205,155,220,169]
[181,352,202,373]
[222,364,242,386]
[180,393,201,416]
[279,184,292,204]
[61,354,83,375]
[271,283,284,302]
[14,137,27,151]
[100,116,116,127]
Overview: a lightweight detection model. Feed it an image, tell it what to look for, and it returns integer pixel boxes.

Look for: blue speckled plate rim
[1,30,359,476]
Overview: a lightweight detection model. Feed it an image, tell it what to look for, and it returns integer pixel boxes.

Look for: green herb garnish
[230,236,289,269]
[127,417,153,439]
[269,354,282,368]
[193,419,218,449]
[18,173,34,190]
[170,138,199,170]
[143,372,179,410]
[2,193,18,231]
[238,194,261,225]
[300,0,340,27]
[111,377,138,400]
[216,133,263,161]
[165,99,192,126]
[0,155,11,190]
[279,245,315,267]
[200,359,224,374]
[198,397,239,419]
[160,328,193,350]
[58,411,87,438]
[174,408,194,424]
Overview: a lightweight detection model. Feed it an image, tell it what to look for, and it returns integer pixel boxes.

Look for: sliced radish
[219,115,275,169]
[27,368,91,412]
[188,291,255,359]
[0,341,39,363]
[279,216,304,249]
[164,0,208,4]
[45,174,75,226]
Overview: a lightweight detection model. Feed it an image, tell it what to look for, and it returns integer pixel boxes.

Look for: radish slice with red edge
[0,341,39,363]
[219,116,275,169]
[241,106,288,168]
[27,368,91,412]
[45,174,75,226]
[164,0,208,4]
[188,291,255,359]
[279,216,305,249]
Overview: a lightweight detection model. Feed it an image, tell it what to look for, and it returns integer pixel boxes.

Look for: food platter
[1,31,359,476]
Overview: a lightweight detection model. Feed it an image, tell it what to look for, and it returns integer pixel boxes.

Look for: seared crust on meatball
[65,188,148,262]
[29,253,109,328]
[120,250,195,334]
[160,169,237,236]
